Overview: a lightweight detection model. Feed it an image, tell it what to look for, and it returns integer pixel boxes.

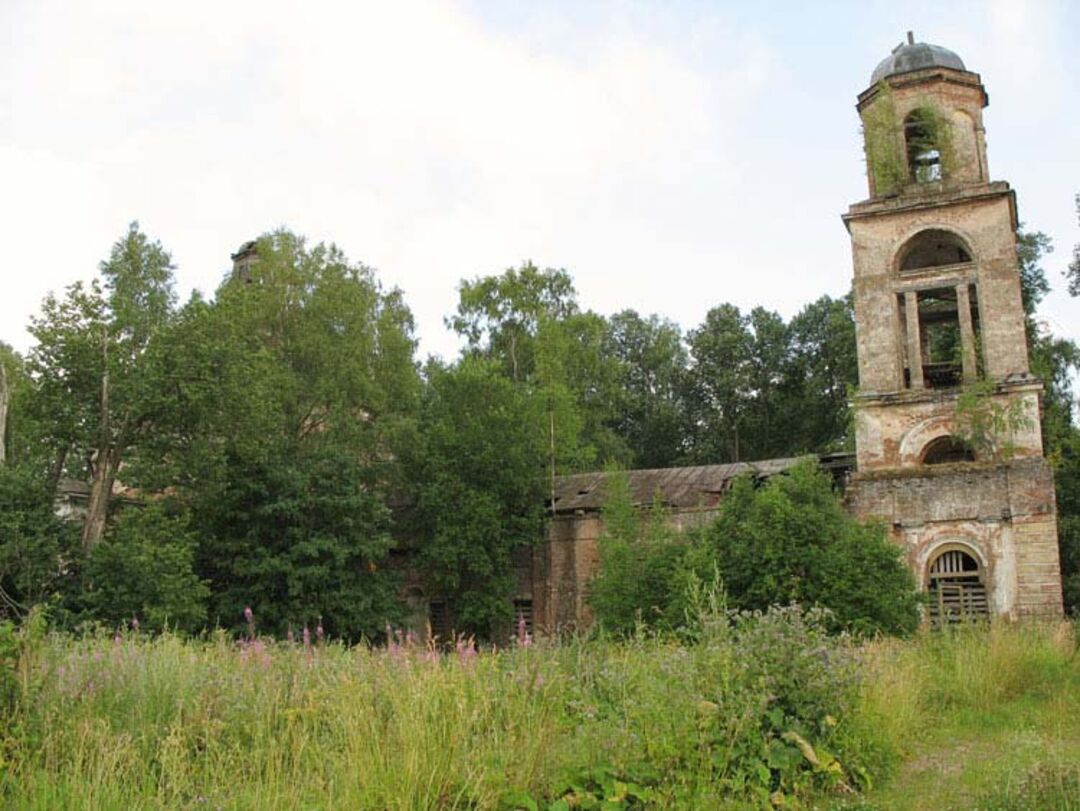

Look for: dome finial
[907,31,915,45]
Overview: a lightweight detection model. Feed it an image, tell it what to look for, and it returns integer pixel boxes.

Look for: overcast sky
[2,0,1077,362]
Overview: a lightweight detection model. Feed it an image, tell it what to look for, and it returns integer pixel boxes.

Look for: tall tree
[786,295,858,453]
[402,358,548,638]
[605,310,689,468]
[448,262,578,383]
[27,223,177,546]
[1066,193,1079,297]
[683,304,753,463]
[0,343,18,467]
[155,231,420,638]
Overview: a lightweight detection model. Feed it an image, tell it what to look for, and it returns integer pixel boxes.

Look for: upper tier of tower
[858,33,990,199]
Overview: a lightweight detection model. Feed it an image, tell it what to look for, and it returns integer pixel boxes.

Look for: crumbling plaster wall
[847,189,1029,395]
[854,384,1043,472]
[848,458,1063,618]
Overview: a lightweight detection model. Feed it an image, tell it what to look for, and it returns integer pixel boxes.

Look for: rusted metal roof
[550,456,808,515]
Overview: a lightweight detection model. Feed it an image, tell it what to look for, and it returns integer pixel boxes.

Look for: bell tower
[843,34,1063,621]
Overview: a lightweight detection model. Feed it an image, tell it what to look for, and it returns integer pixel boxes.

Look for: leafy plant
[701,459,920,636]
[954,381,1035,462]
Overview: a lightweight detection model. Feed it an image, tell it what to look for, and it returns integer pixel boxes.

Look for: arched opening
[905,108,942,183]
[894,230,981,390]
[921,435,975,465]
[899,229,972,271]
[927,546,988,626]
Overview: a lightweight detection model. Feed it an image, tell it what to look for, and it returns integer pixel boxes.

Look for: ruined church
[214,37,1065,637]
[508,35,1064,633]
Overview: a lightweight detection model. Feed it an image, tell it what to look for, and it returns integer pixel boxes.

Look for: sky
[2,0,1077,362]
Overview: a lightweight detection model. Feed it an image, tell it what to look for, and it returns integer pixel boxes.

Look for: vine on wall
[861,82,955,197]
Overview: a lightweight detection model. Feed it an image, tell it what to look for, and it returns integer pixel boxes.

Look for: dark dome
[870,40,966,84]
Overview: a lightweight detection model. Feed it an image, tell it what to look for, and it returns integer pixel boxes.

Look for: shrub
[588,470,691,634]
[703,459,920,636]
[80,504,209,633]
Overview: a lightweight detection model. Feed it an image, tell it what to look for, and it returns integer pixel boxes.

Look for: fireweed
[2,610,1074,809]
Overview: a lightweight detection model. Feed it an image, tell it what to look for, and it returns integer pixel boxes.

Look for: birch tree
[28,222,177,547]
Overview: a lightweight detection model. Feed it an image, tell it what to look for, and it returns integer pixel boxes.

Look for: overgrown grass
[1,616,1077,810]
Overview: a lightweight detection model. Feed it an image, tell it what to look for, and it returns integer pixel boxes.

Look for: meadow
[1,608,1078,810]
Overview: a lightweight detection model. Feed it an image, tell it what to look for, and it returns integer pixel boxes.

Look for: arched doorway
[927,545,988,625]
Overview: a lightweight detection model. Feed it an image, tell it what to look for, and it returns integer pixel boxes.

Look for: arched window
[899,229,972,271]
[921,435,975,465]
[927,546,988,626]
[905,108,942,183]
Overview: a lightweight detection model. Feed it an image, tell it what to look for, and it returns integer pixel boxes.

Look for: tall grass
[1,618,1077,810]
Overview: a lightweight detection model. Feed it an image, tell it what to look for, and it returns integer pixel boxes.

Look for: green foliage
[0,602,879,808]
[787,295,858,453]
[1018,229,1054,321]
[80,505,208,633]
[26,222,180,545]
[860,84,955,196]
[587,470,691,635]
[1066,193,1080,298]
[404,359,548,638]
[193,444,402,640]
[682,298,856,464]
[702,460,920,635]
[0,463,78,615]
[1016,226,1080,613]
[861,84,907,196]
[953,381,1034,462]
[136,231,419,640]
[449,262,578,384]
[605,311,688,468]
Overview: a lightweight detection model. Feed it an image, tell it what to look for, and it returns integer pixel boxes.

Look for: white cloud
[2,0,1074,364]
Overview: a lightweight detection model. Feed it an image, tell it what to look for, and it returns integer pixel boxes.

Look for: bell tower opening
[904,109,942,183]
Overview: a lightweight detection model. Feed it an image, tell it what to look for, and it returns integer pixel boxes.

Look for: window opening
[921,435,975,465]
[905,109,942,183]
[900,230,972,271]
[918,288,962,388]
[897,292,911,388]
[927,548,988,626]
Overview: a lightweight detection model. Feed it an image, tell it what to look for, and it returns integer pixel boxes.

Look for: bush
[81,505,209,633]
[588,470,692,635]
[702,459,920,636]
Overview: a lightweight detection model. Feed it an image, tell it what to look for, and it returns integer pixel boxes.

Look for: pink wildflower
[516,614,531,648]
[455,635,477,667]
[316,619,324,644]
[244,605,255,640]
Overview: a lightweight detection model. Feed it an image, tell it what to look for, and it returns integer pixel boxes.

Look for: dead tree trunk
[81,336,115,548]
[81,446,121,548]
